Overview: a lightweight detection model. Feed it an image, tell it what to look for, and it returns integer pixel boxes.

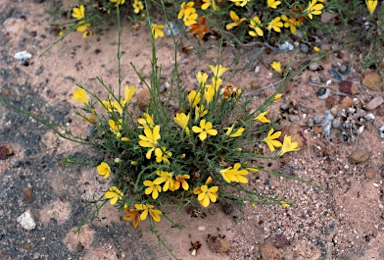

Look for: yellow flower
[72,88,88,103]
[278,135,300,156]
[306,0,324,19]
[138,125,161,159]
[226,10,247,30]
[124,85,135,105]
[123,207,141,228]
[138,113,154,129]
[280,201,291,208]
[313,46,320,52]
[220,163,248,183]
[267,0,281,9]
[201,0,218,10]
[196,71,208,86]
[97,162,111,178]
[271,61,282,74]
[178,2,196,19]
[192,119,218,141]
[204,85,215,104]
[152,24,164,39]
[183,12,198,26]
[109,119,122,138]
[173,174,190,191]
[247,167,259,173]
[72,5,85,20]
[281,15,297,35]
[266,17,284,32]
[174,113,190,129]
[135,204,162,222]
[225,124,245,137]
[209,64,228,78]
[366,0,378,15]
[121,137,130,142]
[255,111,271,124]
[188,90,201,108]
[133,0,144,14]
[273,93,283,101]
[193,178,219,207]
[212,77,222,90]
[110,0,125,5]
[154,146,172,164]
[76,20,93,38]
[154,171,175,192]
[105,186,123,205]
[144,180,162,199]
[230,0,250,7]
[263,128,282,152]
[131,161,138,165]
[249,16,264,37]
[195,105,208,120]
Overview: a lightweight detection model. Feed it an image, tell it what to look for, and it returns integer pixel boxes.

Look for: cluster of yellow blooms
[71,61,300,227]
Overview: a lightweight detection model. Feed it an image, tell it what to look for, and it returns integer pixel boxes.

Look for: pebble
[320,75,328,83]
[322,110,334,136]
[365,167,375,179]
[309,62,319,71]
[278,40,294,52]
[280,103,289,111]
[339,80,359,95]
[340,96,354,109]
[260,243,282,260]
[313,115,323,125]
[207,236,230,253]
[307,118,314,127]
[310,76,320,84]
[332,119,341,129]
[0,145,13,160]
[250,79,260,90]
[198,226,206,231]
[365,96,384,111]
[22,187,33,202]
[349,150,370,164]
[17,211,36,231]
[299,43,309,54]
[14,51,32,65]
[136,89,151,111]
[315,29,324,37]
[338,64,348,74]
[273,234,289,248]
[379,125,384,138]
[362,71,384,91]
[317,88,330,100]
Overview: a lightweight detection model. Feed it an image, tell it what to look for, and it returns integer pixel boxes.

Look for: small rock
[332,119,341,129]
[365,96,384,111]
[362,71,384,91]
[365,167,375,179]
[163,22,180,36]
[309,62,319,71]
[313,115,323,125]
[315,29,324,37]
[288,115,300,123]
[260,243,282,260]
[340,96,354,109]
[329,69,342,81]
[22,187,33,202]
[320,75,328,83]
[379,125,384,138]
[17,211,36,231]
[280,103,289,111]
[1,89,11,96]
[208,208,216,215]
[299,43,309,54]
[313,125,322,135]
[330,106,339,116]
[317,88,330,100]
[207,236,230,253]
[307,118,314,127]
[278,40,294,52]
[221,202,234,215]
[322,110,334,136]
[251,79,261,90]
[349,150,370,164]
[0,145,13,160]
[338,64,348,74]
[14,51,32,65]
[326,96,338,108]
[274,234,289,248]
[310,76,320,84]
[339,80,359,95]
[198,226,206,231]
[136,89,151,111]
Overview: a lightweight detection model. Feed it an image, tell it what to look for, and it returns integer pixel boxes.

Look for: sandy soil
[0,1,383,260]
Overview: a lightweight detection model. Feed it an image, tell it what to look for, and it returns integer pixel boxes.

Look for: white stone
[17,211,36,231]
[14,51,32,63]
